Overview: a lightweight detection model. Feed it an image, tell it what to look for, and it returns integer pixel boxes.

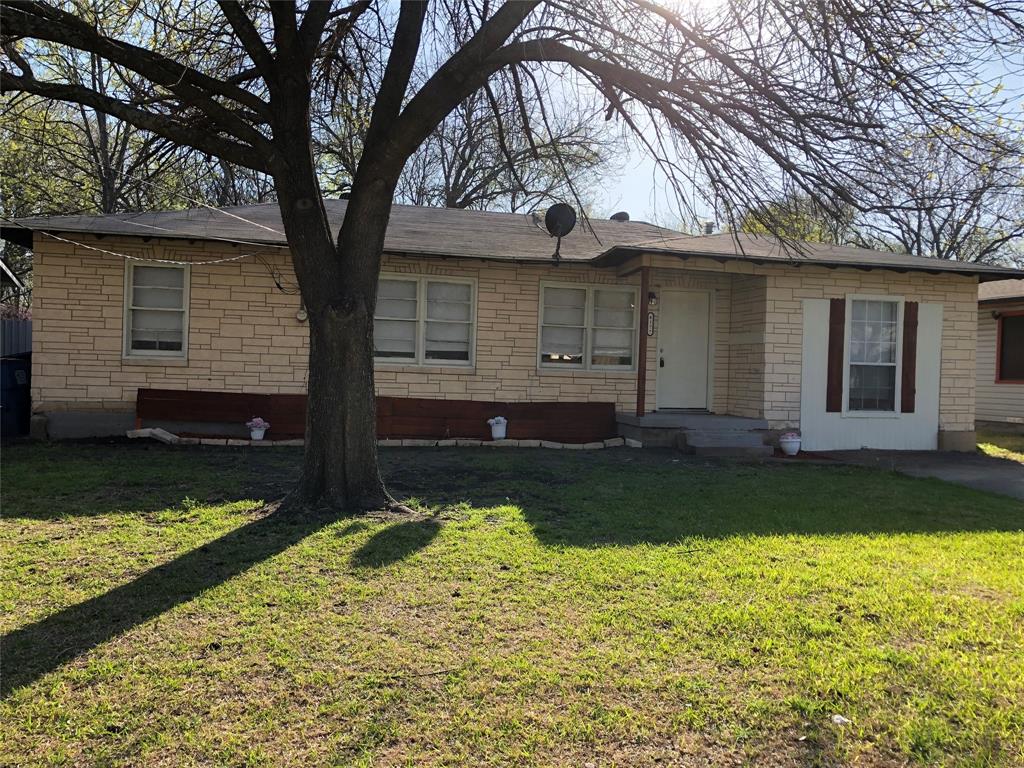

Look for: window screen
[374,277,474,365]
[539,285,636,369]
[127,265,186,354]
[591,289,636,367]
[848,299,898,411]
[540,286,586,366]
[374,279,418,360]
[425,281,472,362]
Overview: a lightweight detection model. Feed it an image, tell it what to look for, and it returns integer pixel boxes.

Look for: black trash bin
[1,355,31,438]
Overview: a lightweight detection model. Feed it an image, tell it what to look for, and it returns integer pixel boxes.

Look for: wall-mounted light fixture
[992,310,1002,320]
[648,291,658,307]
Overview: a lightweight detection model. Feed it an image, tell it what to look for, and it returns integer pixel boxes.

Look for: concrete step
[678,429,773,457]
[690,444,774,457]
[682,430,768,448]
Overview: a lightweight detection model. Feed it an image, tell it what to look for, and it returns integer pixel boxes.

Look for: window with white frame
[125,263,188,356]
[374,276,474,365]
[539,284,637,369]
[847,299,899,411]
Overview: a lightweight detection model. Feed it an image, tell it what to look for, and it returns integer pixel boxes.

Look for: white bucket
[488,416,507,440]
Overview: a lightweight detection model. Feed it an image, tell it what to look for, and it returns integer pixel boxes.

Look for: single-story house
[3,201,1021,451]
[977,279,1024,430]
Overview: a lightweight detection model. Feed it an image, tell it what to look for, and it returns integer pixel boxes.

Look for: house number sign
[647,312,655,336]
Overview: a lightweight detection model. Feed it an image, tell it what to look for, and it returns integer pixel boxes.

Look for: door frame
[655,288,715,410]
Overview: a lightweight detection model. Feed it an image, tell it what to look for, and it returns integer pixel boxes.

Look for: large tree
[2,0,1021,512]
[856,138,1024,265]
[394,88,612,212]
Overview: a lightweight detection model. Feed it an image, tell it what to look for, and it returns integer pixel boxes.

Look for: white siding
[799,299,942,450]
[976,300,1024,425]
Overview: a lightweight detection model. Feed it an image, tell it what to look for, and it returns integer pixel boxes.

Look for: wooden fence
[0,319,31,356]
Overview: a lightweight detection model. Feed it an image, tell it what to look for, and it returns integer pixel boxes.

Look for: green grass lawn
[2,443,1022,767]
[978,430,1024,464]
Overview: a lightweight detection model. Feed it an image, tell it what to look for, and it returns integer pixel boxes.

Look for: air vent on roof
[610,211,630,222]
[703,221,716,235]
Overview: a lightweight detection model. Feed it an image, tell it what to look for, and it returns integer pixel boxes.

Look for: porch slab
[617,411,772,454]
[617,412,769,431]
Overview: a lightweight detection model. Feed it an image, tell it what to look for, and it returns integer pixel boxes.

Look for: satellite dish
[543,203,577,265]
[544,203,577,238]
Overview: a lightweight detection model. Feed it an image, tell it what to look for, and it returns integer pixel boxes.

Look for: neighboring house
[977,279,1024,430]
[2,201,1021,450]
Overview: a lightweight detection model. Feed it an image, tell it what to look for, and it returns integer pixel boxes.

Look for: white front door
[656,290,711,409]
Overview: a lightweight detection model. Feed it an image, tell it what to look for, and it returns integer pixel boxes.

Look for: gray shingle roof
[594,233,1024,282]
[3,200,1021,282]
[1,199,675,262]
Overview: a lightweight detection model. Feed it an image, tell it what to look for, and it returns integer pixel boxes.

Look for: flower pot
[250,427,267,441]
[490,421,507,440]
[779,437,801,456]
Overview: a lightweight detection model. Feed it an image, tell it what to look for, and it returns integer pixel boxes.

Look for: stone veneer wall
[725,275,767,419]
[30,238,732,416]
[761,266,978,436]
[30,236,977,438]
[633,254,978,437]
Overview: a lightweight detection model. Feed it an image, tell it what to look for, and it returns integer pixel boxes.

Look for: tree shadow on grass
[381,449,1024,547]
[1,508,333,697]
[2,442,298,520]
[519,469,1024,548]
[350,518,441,568]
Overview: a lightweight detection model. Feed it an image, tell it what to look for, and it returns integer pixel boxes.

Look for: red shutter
[826,298,845,412]
[901,301,919,413]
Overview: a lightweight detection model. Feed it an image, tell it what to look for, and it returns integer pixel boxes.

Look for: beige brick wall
[374,255,644,407]
[761,266,978,432]
[32,238,310,413]
[622,254,978,432]
[32,238,654,413]
[31,236,977,434]
[726,275,767,418]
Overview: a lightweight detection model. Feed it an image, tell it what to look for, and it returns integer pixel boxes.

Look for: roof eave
[594,245,1023,281]
[0,226,33,249]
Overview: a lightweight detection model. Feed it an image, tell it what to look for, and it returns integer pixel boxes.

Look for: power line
[1,217,259,266]
[130,177,286,237]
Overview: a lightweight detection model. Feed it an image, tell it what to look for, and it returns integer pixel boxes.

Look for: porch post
[636,266,650,416]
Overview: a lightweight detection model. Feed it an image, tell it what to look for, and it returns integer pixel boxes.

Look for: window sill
[122,356,189,367]
[840,410,901,419]
[995,379,1024,385]
[375,363,475,374]
[536,367,636,378]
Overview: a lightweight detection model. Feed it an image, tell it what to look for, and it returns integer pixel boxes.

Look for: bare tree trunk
[271,181,392,511]
[273,129,398,512]
[299,291,388,509]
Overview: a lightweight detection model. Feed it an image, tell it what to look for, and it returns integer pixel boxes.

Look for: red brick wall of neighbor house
[30,236,977,437]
